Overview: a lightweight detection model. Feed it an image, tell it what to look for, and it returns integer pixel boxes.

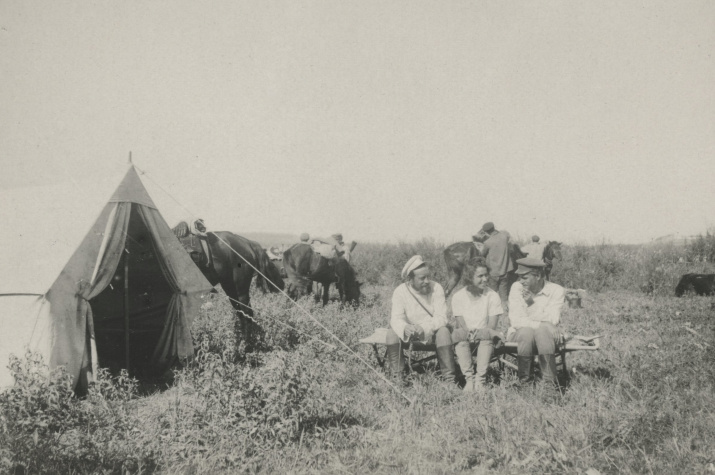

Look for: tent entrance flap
[90,205,173,378]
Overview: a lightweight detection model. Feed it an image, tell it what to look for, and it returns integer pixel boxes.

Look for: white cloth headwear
[401,255,426,280]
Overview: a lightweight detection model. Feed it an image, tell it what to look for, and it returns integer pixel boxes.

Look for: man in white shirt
[521,235,546,261]
[387,255,458,384]
[507,257,566,387]
[451,257,504,391]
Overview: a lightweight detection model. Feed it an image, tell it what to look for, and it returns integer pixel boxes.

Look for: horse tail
[282,244,312,297]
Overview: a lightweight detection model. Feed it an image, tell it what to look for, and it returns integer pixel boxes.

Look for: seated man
[507,257,566,387]
[386,255,458,385]
[452,257,504,391]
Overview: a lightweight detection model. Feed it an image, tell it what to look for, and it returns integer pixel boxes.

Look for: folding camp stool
[359,328,600,377]
[496,338,602,380]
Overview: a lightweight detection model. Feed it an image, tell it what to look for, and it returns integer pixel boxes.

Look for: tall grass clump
[551,241,714,295]
[352,238,448,287]
[686,230,715,263]
[0,351,156,474]
[349,236,714,296]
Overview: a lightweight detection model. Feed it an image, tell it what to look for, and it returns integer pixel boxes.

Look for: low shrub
[0,351,156,474]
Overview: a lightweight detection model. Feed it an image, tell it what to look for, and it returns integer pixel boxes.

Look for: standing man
[331,233,355,263]
[507,257,567,388]
[299,233,311,243]
[480,222,516,312]
[451,257,504,391]
[522,235,546,260]
[386,255,459,385]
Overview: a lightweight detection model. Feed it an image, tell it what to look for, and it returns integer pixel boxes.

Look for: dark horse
[542,241,563,281]
[282,243,361,306]
[443,240,527,296]
[675,274,715,296]
[172,222,285,350]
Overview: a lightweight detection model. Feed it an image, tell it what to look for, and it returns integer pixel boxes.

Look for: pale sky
[1,1,713,245]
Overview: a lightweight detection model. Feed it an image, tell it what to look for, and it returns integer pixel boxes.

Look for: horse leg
[322,281,330,306]
[313,282,322,303]
[337,281,345,303]
[222,269,260,357]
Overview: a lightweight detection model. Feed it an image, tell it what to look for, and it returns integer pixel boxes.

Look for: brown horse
[282,243,361,306]
[172,223,285,350]
[675,273,715,296]
[542,241,563,281]
[443,240,527,296]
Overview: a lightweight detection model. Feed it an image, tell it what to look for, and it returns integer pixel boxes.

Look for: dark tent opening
[90,204,174,379]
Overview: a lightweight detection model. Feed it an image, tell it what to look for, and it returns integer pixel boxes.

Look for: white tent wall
[0,296,53,387]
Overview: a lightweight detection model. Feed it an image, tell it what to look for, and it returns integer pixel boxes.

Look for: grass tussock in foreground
[2,280,714,474]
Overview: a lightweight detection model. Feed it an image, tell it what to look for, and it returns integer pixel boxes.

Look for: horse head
[545,241,563,260]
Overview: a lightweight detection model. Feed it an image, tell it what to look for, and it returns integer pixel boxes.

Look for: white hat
[401,255,426,279]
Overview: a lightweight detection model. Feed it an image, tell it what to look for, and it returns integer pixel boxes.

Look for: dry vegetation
[2,236,715,474]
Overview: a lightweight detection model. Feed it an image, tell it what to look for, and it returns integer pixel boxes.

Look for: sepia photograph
[0,1,713,473]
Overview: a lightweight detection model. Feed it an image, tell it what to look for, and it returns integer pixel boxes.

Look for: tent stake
[124,247,130,373]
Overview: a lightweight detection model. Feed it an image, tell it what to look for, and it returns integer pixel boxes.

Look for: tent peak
[109,166,156,209]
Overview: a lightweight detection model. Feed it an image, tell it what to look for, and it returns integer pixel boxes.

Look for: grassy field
[2,239,715,474]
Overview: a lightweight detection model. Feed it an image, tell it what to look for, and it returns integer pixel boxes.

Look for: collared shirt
[451,287,502,331]
[390,282,448,343]
[482,230,515,277]
[507,281,566,334]
[522,242,546,260]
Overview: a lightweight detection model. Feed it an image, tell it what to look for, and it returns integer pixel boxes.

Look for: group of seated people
[387,254,566,392]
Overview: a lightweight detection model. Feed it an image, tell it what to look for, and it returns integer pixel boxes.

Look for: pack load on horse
[172,219,285,351]
[282,242,361,306]
[310,233,357,263]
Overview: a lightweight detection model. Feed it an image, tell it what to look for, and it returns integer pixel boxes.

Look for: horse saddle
[178,234,212,268]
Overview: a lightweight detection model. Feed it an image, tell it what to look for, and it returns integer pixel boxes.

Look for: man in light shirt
[451,257,504,391]
[386,255,458,384]
[507,257,566,387]
[521,235,546,261]
[480,222,517,312]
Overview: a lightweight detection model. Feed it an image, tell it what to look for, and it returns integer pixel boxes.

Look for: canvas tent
[0,166,213,390]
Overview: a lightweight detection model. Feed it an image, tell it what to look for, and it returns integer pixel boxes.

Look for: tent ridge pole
[124,233,130,374]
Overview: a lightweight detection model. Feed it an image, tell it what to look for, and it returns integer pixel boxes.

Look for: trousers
[508,323,559,356]
[454,339,494,386]
[488,272,515,313]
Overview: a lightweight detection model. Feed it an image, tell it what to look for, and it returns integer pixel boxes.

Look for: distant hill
[239,232,299,248]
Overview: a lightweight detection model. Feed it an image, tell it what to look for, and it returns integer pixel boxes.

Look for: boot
[386,342,405,380]
[435,345,458,384]
[517,355,534,385]
[538,354,560,387]
[454,341,475,392]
